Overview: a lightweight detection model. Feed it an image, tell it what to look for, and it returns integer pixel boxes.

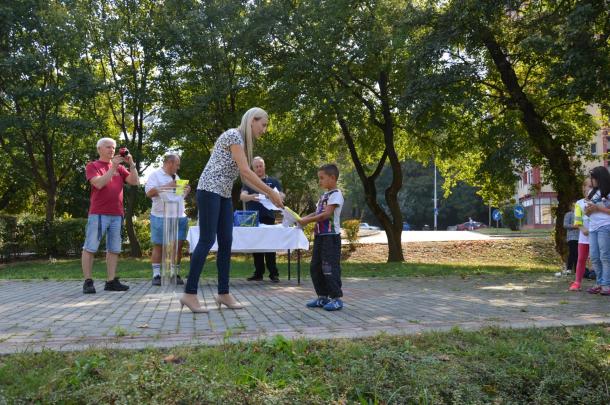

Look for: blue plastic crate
[233,210,259,227]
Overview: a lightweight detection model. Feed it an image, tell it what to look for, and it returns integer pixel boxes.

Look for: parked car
[359,222,381,231]
[456,220,487,231]
[402,222,411,231]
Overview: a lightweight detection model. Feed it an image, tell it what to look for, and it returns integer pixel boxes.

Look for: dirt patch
[341,238,561,267]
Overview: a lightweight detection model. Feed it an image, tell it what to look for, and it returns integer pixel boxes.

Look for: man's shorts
[83,214,123,254]
[150,215,188,245]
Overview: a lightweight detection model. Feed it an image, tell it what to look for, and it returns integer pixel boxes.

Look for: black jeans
[252,216,279,277]
[185,190,233,295]
[310,234,342,299]
[567,240,579,271]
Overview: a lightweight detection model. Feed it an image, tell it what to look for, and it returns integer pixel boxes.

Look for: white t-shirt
[587,190,610,232]
[314,189,344,235]
[145,168,186,218]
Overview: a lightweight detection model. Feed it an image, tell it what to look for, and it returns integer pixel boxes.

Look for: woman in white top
[584,166,610,295]
[180,108,284,313]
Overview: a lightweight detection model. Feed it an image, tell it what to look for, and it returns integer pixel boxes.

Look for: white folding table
[186,225,309,283]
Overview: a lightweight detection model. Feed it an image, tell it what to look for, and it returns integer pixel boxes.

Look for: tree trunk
[480,28,580,260]
[44,188,57,256]
[124,185,141,257]
[379,71,404,262]
[336,114,405,262]
[45,189,56,224]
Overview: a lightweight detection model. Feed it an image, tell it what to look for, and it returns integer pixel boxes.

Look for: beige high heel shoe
[179,294,208,313]
[214,293,244,309]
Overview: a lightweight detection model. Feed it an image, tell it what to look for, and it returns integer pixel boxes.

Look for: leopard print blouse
[197,128,244,198]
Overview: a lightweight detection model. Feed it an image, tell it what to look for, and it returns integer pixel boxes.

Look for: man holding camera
[82,137,139,294]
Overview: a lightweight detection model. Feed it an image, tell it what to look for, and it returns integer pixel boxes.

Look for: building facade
[515,107,609,228]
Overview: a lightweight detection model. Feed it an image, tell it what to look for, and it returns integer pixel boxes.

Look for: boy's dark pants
[310,234,342,299]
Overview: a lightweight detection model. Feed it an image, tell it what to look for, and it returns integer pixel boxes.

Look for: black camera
[119,147,130,157]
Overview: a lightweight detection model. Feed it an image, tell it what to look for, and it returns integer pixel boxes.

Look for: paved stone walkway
[0,275,609,353]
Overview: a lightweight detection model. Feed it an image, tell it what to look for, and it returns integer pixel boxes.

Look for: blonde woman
[180,108,284,313]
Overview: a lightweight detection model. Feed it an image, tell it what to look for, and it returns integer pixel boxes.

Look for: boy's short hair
[318,163,339,179]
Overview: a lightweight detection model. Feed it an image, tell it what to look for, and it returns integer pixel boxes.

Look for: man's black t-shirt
[242,176,282,221]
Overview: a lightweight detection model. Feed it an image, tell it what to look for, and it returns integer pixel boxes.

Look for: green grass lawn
[0,326,608,404]
[0,255,558,281]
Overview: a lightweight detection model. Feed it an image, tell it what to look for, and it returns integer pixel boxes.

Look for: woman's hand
[269,191,284,209]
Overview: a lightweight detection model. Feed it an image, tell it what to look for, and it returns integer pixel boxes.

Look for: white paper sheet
[258,187,282,211]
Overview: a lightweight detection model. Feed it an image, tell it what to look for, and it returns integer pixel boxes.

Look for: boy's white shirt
[325,189,344,234]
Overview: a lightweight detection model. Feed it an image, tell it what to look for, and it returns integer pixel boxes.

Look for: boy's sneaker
[306,297,330,308]
[323,298,343,311]
[269,275,280,283]
[83,279,96,294]
[152,275,161,286]
[104,278,130,292]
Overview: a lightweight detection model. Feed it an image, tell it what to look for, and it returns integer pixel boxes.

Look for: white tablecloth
[186,225,309,253]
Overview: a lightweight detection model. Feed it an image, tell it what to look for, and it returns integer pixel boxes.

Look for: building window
[591,143,597,155]
[526,170,533,184]
[533,197,558,225]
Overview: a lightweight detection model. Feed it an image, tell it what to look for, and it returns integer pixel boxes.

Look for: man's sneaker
[152,275,161,286]
[306,296,330,308]
[83,279,96,294]
[270,275,280,283]
[104,277,130,292]
[175,275,184,285]
[323,298,344,311]
[247,275,263,281]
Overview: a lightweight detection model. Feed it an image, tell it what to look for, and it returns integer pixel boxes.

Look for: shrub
[302,222,315,243]
[501,206,520,231]
[342,219,360,251]
[0,215,19,261]
[132,216,152,254]
[18,215,87,257]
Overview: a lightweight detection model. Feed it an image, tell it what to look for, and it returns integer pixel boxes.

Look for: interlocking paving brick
[0,275,609,353]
